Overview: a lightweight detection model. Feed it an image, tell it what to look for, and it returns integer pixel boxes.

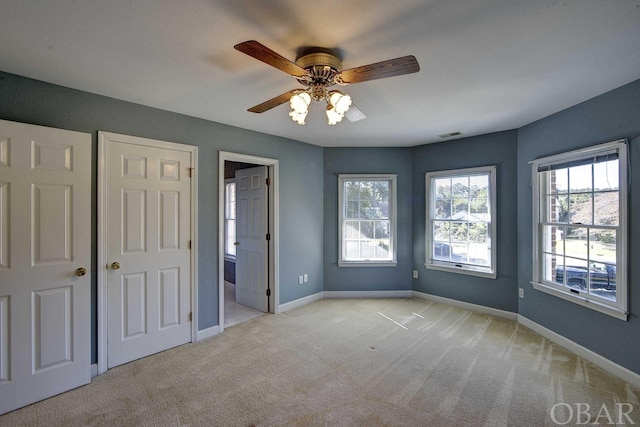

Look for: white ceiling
[1,0,639,147]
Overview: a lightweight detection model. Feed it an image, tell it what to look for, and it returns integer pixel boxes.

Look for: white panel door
[235,166,268,312]
[0,119,91,415]
[105,137,192,369]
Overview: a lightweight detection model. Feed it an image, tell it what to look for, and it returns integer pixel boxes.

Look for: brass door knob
[111,262,121,270]
[75,267,87,277]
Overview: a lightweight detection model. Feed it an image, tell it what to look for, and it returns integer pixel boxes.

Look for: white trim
[196,325,221,341]
[412,291,518,321]
[531,281,627,321]
[218,151,280,336]
[518,315,640,390]
[278,292,325,312]
[324,290,412,299]
[338,174,398,266]
[424,165,497,278]
[91,364,98,378]
[97,131,198,374]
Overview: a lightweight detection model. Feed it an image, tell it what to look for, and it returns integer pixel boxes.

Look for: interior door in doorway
[0,119,91,415]
[235,166,268,312]
[104,136,192,369]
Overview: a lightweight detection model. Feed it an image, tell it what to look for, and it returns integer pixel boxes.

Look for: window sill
[531,281,627,321]
[425,262,496,279]
[339,261,397,268]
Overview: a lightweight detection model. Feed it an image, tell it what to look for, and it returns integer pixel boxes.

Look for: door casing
[218,151,279,334]
[97,131,198,375]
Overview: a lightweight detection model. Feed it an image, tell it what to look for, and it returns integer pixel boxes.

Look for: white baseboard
[518,315,640,390]
[324,290,413,299]
[278,291,324,313]
[412,291,518,321]
[196,325,220,342]
[91,363,98,378]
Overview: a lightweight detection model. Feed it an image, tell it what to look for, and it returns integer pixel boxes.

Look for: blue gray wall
[323,148,413,291]
[517,79,640,374]
[411,131,519,312]
[0,71,324,362]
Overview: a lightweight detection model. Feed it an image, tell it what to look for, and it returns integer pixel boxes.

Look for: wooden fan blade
[247,90,300,113]
[338,55,420,84]
[235,40,308,78]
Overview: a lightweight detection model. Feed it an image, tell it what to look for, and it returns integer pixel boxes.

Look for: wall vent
[438,131,463,139]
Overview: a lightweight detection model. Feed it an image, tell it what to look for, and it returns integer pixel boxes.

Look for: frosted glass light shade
[290,92,311,114]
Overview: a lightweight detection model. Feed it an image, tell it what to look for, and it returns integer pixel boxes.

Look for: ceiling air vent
[438,131,463,139]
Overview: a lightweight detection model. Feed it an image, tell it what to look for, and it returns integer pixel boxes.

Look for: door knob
[234,241,240,246]
[111,262,121,270]
[75,267,87,277]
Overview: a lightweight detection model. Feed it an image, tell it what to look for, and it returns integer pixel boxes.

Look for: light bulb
[329,91,352,114]
[290,92,310,114]
[326,107,343,125]
[289,109,308,125]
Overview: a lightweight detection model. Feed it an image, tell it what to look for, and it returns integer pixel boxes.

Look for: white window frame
[425,165,497,279]
[531,139,628,321]
[224,178,236,260]
[338,174,397,267]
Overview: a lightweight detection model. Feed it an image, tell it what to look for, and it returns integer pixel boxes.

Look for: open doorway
[218,152,279,333]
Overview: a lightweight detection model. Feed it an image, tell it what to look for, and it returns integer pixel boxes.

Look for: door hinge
[266,233,271,241]
[266,178,271,186]
[188,312,193,321]
[188,240,192,249]
[187,167,194,178]
[266,288,271,297]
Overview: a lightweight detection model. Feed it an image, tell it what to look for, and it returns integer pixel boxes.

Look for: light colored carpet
[1,298,638,426]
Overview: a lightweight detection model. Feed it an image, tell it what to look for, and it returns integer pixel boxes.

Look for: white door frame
[97,131,198,375]
[218,151,279,334]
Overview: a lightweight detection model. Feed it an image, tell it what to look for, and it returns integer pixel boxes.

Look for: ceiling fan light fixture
[326,105,344,126]
[329,91,352,115]
[290,92,311,114]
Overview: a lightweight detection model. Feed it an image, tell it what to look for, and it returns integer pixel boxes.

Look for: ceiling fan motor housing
[295,51,342,97]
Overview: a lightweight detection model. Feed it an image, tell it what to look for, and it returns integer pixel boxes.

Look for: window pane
[589,229,616,263]
[551,168,568,193]
[469,197,488,217]
[588,261,616,301]
[346,201,358,219]
[451,222,468,243]
[451,243,468,263]
[562,257,589,291]
[569,164,592,193]
[564,228,588,259]
[375,220,390,240]
[543,225,564,254]
[569,194,592,224]
[433,241,451,261]
[434,178,451,198]
[547,194,568,223]
[375,242,390,259]
[468,222,487,243]
[452,198,469,218]
[451,177,469,197]
[435,197,452,219]
[542,253,561,284]
[345,181,360,201]
[361,221,374,239]
[344,221,360,239]
[433,221,450,242]
[469,174,488,193]
[360,241,375,258]
[345,241,359,259]
[594,191,618,226]
[593,160,618,191]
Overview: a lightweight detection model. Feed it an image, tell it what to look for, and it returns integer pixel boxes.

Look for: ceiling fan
[234,40,420,125]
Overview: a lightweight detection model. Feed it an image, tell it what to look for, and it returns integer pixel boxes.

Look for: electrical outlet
[412,270,418,279]
[303,274,308,283]
[519,288,524,299]
[298,275,304,285]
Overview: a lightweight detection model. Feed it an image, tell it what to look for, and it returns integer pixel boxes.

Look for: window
[224,180,236,259]
[338,174,397,266]
[531,140,628,320]
[425,166,497,278]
